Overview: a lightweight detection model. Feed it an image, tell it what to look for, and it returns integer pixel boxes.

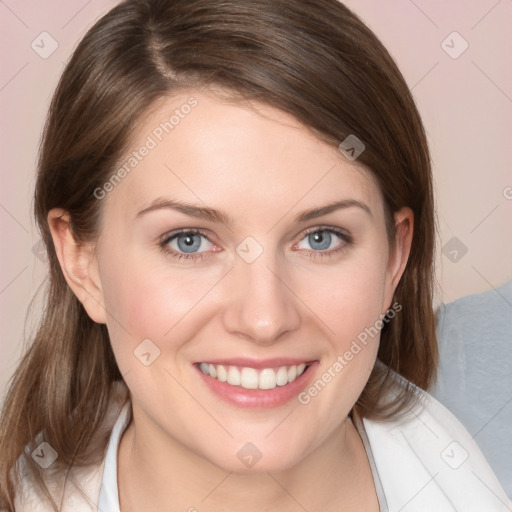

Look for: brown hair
[0,0,437,509]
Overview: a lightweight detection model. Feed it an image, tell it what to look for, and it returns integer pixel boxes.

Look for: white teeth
[227,366,241,386]
[208,364,217,378]
[199,362,309,390]
[276,367,288,386]
[216,364,227,382]
[259,368,277,390]
[240,368,259,389]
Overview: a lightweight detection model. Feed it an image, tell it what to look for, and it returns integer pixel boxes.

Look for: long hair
[0,0,437,509]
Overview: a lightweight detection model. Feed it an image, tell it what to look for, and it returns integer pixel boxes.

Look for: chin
[196,436,311,475]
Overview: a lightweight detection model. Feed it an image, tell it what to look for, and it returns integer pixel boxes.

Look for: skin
[49,90,413,511]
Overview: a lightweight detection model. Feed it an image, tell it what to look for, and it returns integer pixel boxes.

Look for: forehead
[105,91,383,225]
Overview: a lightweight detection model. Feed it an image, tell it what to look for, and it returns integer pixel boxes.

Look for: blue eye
[296,228,351,255]
[308,231,332,250]
[174,233,203,253]
[160,230,214,260]
[160,227,352,262]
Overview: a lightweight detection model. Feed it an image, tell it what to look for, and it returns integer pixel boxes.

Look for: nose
[221,252,302,346]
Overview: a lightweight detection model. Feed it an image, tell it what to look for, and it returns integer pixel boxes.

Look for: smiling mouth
[198,362,310,390]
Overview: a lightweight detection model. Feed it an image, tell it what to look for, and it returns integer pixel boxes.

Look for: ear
[47,208,107,324]
[382,207,414,311]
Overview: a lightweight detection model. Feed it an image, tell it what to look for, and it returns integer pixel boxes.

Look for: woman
[0,0,509,510]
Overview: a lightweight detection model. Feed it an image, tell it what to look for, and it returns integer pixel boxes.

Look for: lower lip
[195,362,319,409]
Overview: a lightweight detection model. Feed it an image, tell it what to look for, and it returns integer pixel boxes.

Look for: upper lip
[196,358,316,369]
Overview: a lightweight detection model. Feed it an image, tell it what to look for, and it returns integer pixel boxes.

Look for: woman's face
[88,90,410,472]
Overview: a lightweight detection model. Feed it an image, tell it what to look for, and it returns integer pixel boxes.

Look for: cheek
[99,253,224,363]
[295,255,388,423]
[304,252,388,347]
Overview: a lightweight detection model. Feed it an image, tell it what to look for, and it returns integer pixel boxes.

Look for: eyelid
[159,225,353,261]
[292,226,353,260]
[159,227,212,244]
[294,225,352,244]
[159,228,219,260]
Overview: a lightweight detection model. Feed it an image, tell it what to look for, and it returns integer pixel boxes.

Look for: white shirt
[14,380,511,511]
[97,388,511,512]
[97,400,132,511]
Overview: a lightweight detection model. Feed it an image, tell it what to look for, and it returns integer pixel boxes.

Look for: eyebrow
[136,197,234,225]
[294,199,372,222]
[135,197,372,224]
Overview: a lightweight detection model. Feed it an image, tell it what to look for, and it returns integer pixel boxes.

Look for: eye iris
[309,231,331,250]
[177,233,201,253]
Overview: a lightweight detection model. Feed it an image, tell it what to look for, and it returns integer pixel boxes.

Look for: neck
[117,403,379,512]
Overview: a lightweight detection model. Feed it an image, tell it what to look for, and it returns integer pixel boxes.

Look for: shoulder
[14,462,105,512]
[361,384,512,511]
[13,382,128,512]
[437,279,512,337]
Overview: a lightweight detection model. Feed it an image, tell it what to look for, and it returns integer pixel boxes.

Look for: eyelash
[299,227,353,259]
[159,227,353,262]
[159,229,213,262]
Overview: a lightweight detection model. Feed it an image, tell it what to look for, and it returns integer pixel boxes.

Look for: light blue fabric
[433,278,512,498]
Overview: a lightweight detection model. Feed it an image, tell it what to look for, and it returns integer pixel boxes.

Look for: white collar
[97,390,511,511]
[97,401,386,511]
[98,400,132,512]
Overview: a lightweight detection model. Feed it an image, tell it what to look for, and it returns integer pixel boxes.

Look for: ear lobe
[383,207,414,311]
[47,208,107,324]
